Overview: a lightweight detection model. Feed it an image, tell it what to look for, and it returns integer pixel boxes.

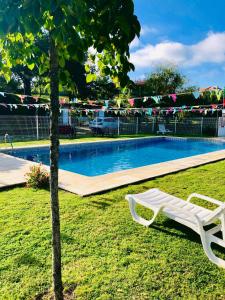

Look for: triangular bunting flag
[151,96,161,104]
[116,99,121,108]
[147,108,152,116]
[143,96,148,102]
[128,98,135,107]
[20,95,26,103]
[193,91,200,99]
[104,100,109,108]
[33,96,39,102]
[215,89,223,101]
[0,103,7,108]
[169,94,177,103]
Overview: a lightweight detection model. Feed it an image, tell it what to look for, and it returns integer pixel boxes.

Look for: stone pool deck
[1,138,225,196]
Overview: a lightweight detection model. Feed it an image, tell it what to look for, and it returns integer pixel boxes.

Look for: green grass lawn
[0,134,151,149]
[0,133,214,149]
[0,161,225,299]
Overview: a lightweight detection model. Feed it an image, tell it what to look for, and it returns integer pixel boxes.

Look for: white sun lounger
[126,188,225,268]
[157,124,172,134]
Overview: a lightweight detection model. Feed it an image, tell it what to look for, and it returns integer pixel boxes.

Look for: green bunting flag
[116,99,122,108]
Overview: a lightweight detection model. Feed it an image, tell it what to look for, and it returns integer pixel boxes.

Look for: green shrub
[25,164,49,189]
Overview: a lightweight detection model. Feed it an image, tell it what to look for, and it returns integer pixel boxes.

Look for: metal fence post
[136,117,139,134]
[175,117,177,134]
[152,117,155,133]
[117,117,120,136]
[216,117,219,137]
[200,117,203,136]
[36,113,39,140]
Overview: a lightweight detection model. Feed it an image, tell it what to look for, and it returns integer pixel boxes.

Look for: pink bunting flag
[169,94,177,103]
[60,98,66,104]
[33,96,39,102]
[153,108,157,115]
[19,95,26,103]
[128,98,135,107]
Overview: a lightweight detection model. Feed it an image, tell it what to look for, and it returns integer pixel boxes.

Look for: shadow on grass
[61,233,76,244]
[16,253,43,266]
[35,283,77,300]
[152,219,225,258]
[152,219,200,244]
[89,198,115,210]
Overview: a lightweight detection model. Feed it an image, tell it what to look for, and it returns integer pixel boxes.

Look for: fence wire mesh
[0,115,219,142]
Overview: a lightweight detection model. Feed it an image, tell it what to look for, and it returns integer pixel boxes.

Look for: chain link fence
[0,115,220,142]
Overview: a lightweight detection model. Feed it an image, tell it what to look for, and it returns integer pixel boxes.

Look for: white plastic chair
[157,124,172,134]
[126,188,225,268]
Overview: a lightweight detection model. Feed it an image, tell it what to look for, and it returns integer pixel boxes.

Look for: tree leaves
[27,63,35,70]
[86,73,97,83]
[0,0,140,88]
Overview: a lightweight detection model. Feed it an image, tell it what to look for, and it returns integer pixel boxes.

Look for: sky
[130,0,225,88]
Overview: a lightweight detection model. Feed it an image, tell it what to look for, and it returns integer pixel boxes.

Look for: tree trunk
[23,76,31,96]
[49,34,63,300]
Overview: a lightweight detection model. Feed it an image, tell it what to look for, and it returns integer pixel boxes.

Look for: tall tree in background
[132,65,197,107]
[144,65,187,95]
[0,76,22,93]
[0,1,140,299]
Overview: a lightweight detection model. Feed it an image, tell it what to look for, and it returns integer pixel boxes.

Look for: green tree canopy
[0,0,140,87]
[144,65,188,95]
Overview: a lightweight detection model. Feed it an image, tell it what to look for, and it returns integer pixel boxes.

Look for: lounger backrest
[158,124,166,132]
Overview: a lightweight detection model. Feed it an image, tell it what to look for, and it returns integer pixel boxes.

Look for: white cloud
[130,24,158,50]
[141,25,158,36]
[130,32,225,69]
[130,36,141,49]
[190,32,225,65]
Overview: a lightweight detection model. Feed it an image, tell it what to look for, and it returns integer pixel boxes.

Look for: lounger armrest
[203,204,225,224]
[187,193,224,206]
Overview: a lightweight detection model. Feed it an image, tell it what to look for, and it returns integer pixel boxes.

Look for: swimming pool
[7,137,225,177]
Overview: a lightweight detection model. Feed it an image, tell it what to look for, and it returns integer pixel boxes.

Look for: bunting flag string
[127,88,224,107]
[0,90,71,106]
[0,86,224,110]
[0,90,49,102]
[0,90,116,105]
[0,103,50,110]
[1,102,222,117]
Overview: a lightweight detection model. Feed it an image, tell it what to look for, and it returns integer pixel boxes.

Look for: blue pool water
[6,138,225,176]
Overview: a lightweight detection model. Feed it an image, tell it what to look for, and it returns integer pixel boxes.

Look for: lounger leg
[199,228,225,268]
[221,214,225,240]
[127,197,160,227]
